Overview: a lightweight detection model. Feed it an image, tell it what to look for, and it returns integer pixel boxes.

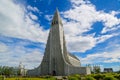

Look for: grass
[5,78,46,80]
[1,73,120,80]
[2,77,56,80]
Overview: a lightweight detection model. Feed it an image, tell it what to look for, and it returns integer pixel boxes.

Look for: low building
[104,68,113,73]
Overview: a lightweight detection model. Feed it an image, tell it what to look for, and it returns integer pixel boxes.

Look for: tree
[1,66,14,77]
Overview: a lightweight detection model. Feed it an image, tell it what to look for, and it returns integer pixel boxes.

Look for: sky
[0,0,120,71]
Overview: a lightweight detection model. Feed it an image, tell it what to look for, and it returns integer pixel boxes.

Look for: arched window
[52,21,58,25]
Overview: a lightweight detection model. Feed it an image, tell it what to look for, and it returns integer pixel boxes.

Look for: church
[27,9,91,76]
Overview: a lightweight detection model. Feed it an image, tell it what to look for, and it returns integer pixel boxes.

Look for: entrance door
[52,70,56,76]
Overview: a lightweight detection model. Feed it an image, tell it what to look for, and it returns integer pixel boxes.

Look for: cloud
[95,33,119,44]
[0,42,8,53]
[60,0,120,52]
[80,45,120,64]
[66,35,96,52]
[27,5,39,12]
[1,0,119,57]
[0,0,120,69]
[79,36,120,69]
[0,41,43,69]
[1,0,119,53]
[80,52,120,65]
[45,15,53,21]
[22,50,43,69]
[63,0,120,34]
[0,0,48,43]
[44,0,120,53]
[28,12,38,20]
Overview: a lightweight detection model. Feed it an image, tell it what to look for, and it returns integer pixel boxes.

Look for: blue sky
[0,0,120,71]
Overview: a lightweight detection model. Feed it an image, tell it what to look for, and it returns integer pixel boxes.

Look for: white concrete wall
[68,55,81,67]
[64,64,91,75]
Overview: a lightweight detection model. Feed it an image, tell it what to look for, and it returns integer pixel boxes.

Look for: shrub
[43,76,56,80]
[73,74,81,80]
[48,77,56,80]
[104,76,117,80]
[68,74,81,80]
[44,75,51,78]
[93,74,105,80]
[85,76,96,80]
[114,74,120,79]
[68,76,79,80]
[0,75,4,80]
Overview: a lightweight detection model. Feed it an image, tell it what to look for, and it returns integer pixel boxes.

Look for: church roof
[68,52,80,61]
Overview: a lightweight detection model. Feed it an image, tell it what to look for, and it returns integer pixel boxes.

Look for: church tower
[27,9,91,76]
[40,9,71,75]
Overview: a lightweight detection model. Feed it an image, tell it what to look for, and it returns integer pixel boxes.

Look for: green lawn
[5,78,46,80]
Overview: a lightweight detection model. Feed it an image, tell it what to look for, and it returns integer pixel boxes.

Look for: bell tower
[40,9,69,75]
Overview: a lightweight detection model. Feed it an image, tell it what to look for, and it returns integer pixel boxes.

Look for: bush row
[68,73,120,80]
[3,73,120,80]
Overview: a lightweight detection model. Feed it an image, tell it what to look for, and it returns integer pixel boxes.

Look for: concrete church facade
[27,9,91,76]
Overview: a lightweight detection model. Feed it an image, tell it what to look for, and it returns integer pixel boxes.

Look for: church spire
[51,8,62,26]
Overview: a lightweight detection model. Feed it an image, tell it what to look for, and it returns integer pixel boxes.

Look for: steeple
[51,8,62,26]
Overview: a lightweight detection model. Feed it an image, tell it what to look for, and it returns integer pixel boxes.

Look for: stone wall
[64,64,91,75]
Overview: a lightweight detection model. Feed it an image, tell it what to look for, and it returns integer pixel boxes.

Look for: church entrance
[52,70,56,76]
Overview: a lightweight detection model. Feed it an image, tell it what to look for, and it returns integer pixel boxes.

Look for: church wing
[68,53,81,67]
